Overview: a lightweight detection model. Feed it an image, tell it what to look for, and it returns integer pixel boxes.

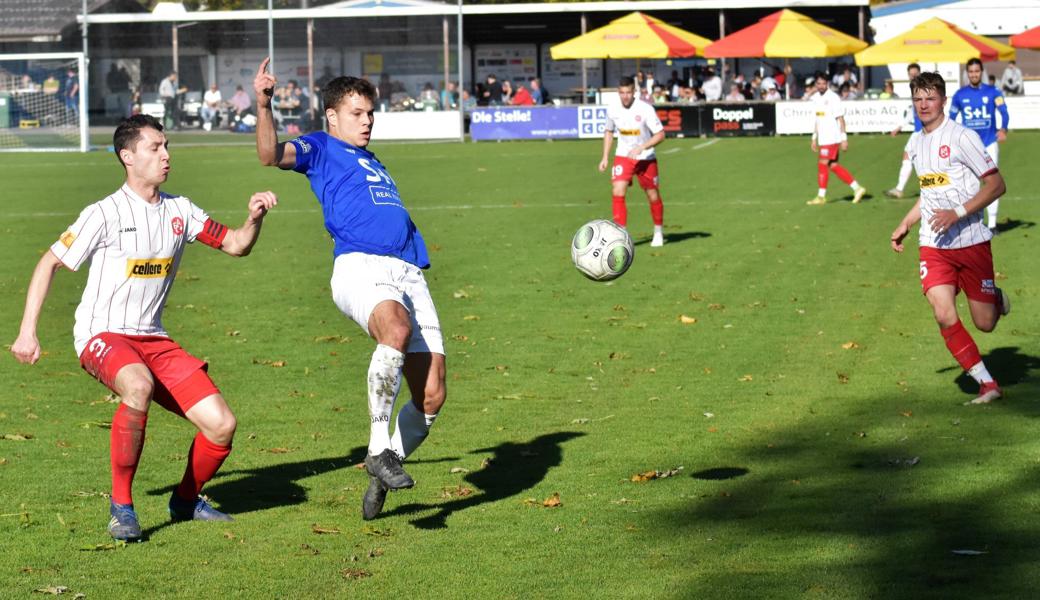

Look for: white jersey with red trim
[906,115,996,249]
[50,184,211,356]
[810,89,845,146]
[605,97,663,160]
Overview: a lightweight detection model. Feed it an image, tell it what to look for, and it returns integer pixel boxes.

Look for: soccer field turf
[1,132,1038,598]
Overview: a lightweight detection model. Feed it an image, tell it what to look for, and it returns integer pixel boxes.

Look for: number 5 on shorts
[919,261,928,280]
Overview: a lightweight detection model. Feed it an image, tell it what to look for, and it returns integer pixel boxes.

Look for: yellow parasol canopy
[550,12,713,59]
[704,9,867,58]
[856,18,1015,66]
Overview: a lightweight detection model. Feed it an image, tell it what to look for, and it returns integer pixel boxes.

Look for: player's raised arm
[214,191,278,257]
[254,58,296,169]
[11,250,65,364]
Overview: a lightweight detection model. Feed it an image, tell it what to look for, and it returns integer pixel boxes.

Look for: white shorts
[331,252,444,355]
[985,141,999,166]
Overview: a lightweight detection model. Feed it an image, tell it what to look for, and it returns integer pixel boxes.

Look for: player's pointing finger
[257,57,270,76]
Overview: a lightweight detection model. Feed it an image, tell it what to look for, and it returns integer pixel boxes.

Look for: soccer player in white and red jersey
[599,76,666,247]
[807,72,867,205]
[890,72,1011,405]
[10,114,277,541]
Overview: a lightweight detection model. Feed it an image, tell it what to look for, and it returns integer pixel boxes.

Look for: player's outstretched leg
[808,159,829,205]
[886,156,913,198]
[830,162,866,203]
[364,344,414,490]
[170,393,235,522]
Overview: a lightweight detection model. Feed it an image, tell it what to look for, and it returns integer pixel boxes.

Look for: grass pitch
[1,130,1038,598]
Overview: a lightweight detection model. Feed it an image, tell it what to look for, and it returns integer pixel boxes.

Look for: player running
[598,76,666,247]
[890,72,1010,405]
[253,58,445,521]
[886,63,922,199]
[806,72,867,206]
[11,114,278,541]
[949,58,1010,232]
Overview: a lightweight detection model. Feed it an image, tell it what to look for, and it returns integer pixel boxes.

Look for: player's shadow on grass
[995,218,1035,234]
[140,447,373,538]
[691,467,749,480]
[381,431,585,530]
[633,231,711,247]
[939,346,1040,409]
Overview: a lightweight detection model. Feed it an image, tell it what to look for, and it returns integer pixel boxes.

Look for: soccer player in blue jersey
[886,63,923,199]
[253,58,446,521]
[950,58,1010,231]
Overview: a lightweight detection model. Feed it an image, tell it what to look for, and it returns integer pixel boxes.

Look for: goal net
[0,53,87,152]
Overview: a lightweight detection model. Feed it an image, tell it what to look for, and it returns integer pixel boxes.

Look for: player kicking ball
[890,72,1011,405]
[11,114,278,541]
[599,76,666,247]
[253,58,446,520]
[806,72,867,205]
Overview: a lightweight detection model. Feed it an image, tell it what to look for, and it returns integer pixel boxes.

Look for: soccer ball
[571,219,634,281]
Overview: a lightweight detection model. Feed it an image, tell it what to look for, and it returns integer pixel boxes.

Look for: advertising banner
[701,103,776,136]
[778,99,916,135]
[655,106,701,138]
[470,106,579,140]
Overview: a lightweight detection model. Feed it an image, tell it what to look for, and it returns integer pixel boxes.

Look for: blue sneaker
[168,493,234,522]
[108,500,142,542]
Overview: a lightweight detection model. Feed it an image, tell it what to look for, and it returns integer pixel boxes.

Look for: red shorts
[611,156,659,189]
[79,333,219,417]
[919,242,997,304]
[818,144,841,162]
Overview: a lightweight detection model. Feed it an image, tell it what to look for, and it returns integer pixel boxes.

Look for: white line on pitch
[692,139,720,150]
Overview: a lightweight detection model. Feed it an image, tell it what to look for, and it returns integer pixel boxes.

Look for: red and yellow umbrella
[550,12,713,59]
[856,18,1014,65]
[704,9,867,58]
[1010,24,1040,49]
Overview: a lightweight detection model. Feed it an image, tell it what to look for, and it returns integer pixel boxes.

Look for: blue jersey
[949,83,1009,146]
[290,131,430,268]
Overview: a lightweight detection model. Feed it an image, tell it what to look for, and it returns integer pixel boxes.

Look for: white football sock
[653,225,663,236]
[968,361,994,385]
[850,181,862,191]
[896,159,912,192]
[390,400,438,460]
[367,344,404,456]
[817,188,827,197]
[987,199,999,229]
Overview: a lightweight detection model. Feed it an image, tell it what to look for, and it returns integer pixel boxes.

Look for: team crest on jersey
[635,115,642,122]
[59,231,76,248]
[982,96,989,104]
[938,145,950,159]
[171,216,184,235]
[918,173,950,188]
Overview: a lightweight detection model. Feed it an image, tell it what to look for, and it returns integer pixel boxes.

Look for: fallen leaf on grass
[361,526,393,537]
[887,456,920,468]
[611,498,634,505]
[901,411,913,418]
[251,358,287,367]
[2,433,34,441]
[32,586,69,595]
[79,542,124,551]
[738,375,753,382]
[542,492,562,508]
[631,466,684,482]
[340,568,371,580]
[449,467,470,474]
[463,315,480,321]
[480,457,493,469]
[451,334,469,342]
[298,543,319,555]
[223,531,235,540]
[837,373,850,384]
[441,485,473,498]
[708,303,725,311]
[679,315,698,324]
[264,447,296,454]
[842,342,860,350]
[311,524,341,535]
[452,289,469,299]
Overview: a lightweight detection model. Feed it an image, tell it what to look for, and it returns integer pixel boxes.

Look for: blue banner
[470,106,580,140]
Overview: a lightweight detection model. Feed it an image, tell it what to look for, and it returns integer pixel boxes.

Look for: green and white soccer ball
[571,219,634,281]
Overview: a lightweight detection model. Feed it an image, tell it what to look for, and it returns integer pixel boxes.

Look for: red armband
[196,219,229,249]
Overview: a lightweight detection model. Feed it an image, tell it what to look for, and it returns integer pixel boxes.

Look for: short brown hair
[113,114,163,167]
[910,72,946,98]
[323,76,377,111]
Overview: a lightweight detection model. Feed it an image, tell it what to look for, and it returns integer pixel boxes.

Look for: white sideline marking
[692,139,720,150]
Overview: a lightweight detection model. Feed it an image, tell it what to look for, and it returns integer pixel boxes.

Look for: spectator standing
[529,78,544,105]
[483,74,503,106]
[158,71,180,130]
[63,68,80,119]
[702,68,722,101]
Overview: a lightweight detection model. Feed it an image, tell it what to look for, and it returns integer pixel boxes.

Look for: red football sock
[110,404,148,505]
[612,195,627,226]
[817,162,829,189]
[941,320,983,372]
[175,432,232,501]
[830,163,855,185]
[649,198,664,226]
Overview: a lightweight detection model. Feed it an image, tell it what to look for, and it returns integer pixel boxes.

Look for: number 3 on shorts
[919,261,928,280]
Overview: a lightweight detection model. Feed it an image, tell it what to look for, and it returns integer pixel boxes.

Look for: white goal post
[0,52,88,152]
